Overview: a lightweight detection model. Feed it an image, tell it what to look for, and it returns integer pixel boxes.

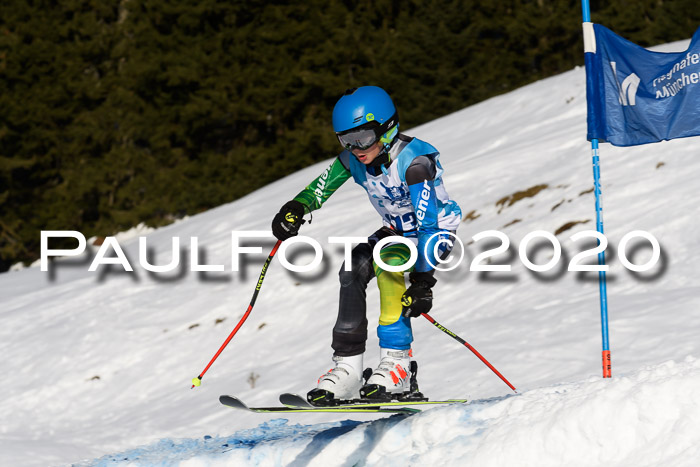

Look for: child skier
[271,86,462,403]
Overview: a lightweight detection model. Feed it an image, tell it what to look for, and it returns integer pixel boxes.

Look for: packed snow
[1,39,698,466]
[83,358,700,466]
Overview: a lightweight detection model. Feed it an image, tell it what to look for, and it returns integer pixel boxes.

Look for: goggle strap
[380,126,399,144]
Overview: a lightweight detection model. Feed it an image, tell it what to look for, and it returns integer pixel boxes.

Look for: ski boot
[307,354,364,406]
[360,348,427,402]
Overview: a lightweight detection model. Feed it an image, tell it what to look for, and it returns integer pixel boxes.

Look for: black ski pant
[332,226,397,357]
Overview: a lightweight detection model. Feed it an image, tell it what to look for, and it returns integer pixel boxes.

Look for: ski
[279,393,468,409]
[219,395,419,414]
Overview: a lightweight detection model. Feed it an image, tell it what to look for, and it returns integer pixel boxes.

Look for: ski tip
[219,395,250,411]
[279,393,312,408]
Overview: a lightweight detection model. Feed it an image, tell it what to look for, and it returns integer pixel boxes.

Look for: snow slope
[84,358,700,467]
[1,39,698,466]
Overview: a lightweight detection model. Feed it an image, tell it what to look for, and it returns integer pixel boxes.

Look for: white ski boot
[307,354,364,404]
[360,348,418,400]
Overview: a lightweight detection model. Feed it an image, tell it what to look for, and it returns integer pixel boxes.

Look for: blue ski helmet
[332,86,399,150]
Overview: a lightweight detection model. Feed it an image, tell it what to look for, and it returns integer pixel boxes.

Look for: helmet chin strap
[367,149,390,168]
[368,143,394,176]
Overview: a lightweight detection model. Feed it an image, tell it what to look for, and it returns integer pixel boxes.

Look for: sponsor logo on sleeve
[415,180,431,224]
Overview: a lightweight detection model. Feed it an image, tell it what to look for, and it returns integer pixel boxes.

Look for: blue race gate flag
[585,24,700,146]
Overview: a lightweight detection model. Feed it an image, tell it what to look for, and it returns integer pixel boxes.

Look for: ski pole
[421,313,517,393]
[191,240,282,388]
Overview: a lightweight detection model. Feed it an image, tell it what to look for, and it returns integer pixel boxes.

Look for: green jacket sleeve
[293,156,352,212]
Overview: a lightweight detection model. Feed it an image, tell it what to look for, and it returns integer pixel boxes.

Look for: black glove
[271,200,306,241]
[401,271,437,318]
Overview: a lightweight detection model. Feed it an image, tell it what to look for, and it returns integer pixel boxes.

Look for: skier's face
[352,141,383,165]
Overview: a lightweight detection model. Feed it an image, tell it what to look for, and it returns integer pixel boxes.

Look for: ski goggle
[336,125,381,151]
[336,112,398,151]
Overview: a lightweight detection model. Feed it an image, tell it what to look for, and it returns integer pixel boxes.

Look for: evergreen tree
[1,0,698,271]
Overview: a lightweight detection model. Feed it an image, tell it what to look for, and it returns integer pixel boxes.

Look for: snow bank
[86,358,700,466]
